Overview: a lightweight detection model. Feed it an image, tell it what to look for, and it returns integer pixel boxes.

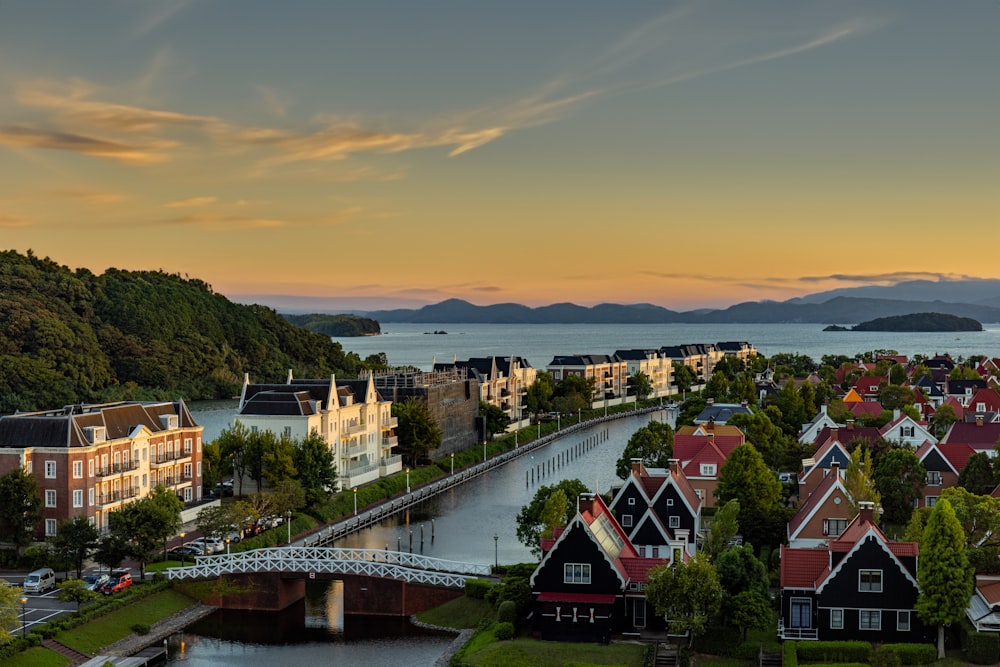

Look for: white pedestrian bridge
[164,546,493,589]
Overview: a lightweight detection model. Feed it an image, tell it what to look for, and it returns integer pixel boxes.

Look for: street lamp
[225,538,231,555]
[450,453,454,475]
[482,441,487,462]
[286,510,292,545]
[178,532,185,566]
[353,487,358,515]
[405,468,410,494]
[493,534,499,571]
[20,597,27,637]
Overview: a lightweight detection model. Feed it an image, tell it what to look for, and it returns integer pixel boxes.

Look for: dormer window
[700,463,716,476]
[926,470,941,486]
[977,402,986,412]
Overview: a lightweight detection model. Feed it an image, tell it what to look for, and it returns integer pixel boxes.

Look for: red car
[100,570,133,595]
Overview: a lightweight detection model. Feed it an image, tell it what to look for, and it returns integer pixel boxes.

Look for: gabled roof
[842,388,864,403]
[942,421,1000,449]
[779,545,830,589]
[694,404,752,424]
[937,396,965,419]
[849,402,885,419]
[674,437,739,480]
[915,442,975,475]
[787,468,848,539]
[676,424,745,440]
[852,376,887,395]
[967,388,1000,412]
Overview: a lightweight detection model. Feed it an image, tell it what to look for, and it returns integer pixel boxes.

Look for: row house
[787,461,850,547]
[0,401,203,535]
[674,425,744,508]
[237,372,400,490]
[530,493,672,642]
[915,442,975,508]
[779,503,929,643]
[607,459,701,558]
[659,344,719,387]
[547,355,628,406]
[945,380,989,407]
[716,341,758,366]
[612,349,673,399]
[434,355,535,428]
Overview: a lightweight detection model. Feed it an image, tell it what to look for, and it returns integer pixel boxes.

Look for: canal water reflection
[169,408,668,665]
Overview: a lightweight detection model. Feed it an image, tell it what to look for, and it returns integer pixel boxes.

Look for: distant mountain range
[343,280,1000,325]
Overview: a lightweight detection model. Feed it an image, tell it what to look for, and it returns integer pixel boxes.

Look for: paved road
[2,570,114,637]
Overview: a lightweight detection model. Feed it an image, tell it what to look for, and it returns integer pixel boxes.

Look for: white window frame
[184,487,193,502]
[668,515,680,529]
[184,438,193,454]
[73,461,83,479]
[926,470,941,486]
[89,459,95,476]
[89,488,95,506]
[45,489,57,507]
[897,610,911,632]
[859,569,883,592]
[45,519,57,537]
[73,489,84,508]
[627,497,636,506]
[564,563,591,585]
[621,514,633,528]
[666,498,674,507]
[859,609,881,630]
[700,463,716,476]
[927,496,938,508]
[830,608,844,629]
[44,460,57,479]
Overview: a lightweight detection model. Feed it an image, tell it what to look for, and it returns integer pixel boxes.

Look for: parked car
[167,546,200,560]
[23,568,55,594]
[189,537,222,554]
[182,541,207,556]
[82,573,110,591]
[100,570,132,595]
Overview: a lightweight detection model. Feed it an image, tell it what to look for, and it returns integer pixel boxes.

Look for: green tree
[873,448,926,525]
[727,590,772,641]
[714,543,773,640]
[93,533,129,571]
[880,385,917,411]
[57,578,97,611]
[295,430,338,504]
[646,556,722,647]
[959,452,996,495]
[393,397,442,467]
[111,487,182,580]
[196,504,234,540]
[627,371,654,401]
[702,373,730,402]
[201,438,225,491]
[940,486,1000,550]
[726,410,789,470]
[53,516,100,579]
[0,468,43,555]
[768,380,807,437]
[615,420,674,480]
[270,479,307,514]
[553,374,595,413]
[916,498,974,658]
[539,489,568,541]
[218,421,251,496]
[844,446,880,517]
[889,363,908,385]
[524,372,554,417]
[705,499,741,561]
[672,364,697,399]
[717,444,782,515]
[515,479,588,556]
[261,432,297,488]
[0,582,23,642]
[930,404,958,439]
[480,401,510,440]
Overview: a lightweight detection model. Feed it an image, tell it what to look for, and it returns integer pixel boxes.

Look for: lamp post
[405,468,410,494]
[225,538,230,555]
[353,487,358,515]
[493,534,499,571]
[20,597,27,637]
[178,532,185,566]
[450,453,454,475]
[286,510,292,545]
[483,442,487,462]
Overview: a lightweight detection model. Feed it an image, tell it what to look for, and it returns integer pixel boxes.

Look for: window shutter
[823,519,829,536]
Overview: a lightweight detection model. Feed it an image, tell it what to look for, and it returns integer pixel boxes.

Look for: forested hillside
[0,250,373,413]
[282,313,381,336]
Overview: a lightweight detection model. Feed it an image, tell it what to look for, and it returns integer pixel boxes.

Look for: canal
[166,406,669,665]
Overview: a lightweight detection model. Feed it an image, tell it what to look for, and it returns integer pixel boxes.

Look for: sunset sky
[2,1,998,311]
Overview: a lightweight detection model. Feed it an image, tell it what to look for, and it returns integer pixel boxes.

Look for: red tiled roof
[780,546,829,588]
[938,397,965,420]
[536,592,617,604]
[623,558,668,584]
[788,470,844,537]
[937,443,977,474]
[975,577,1000,605]
[675,437,739,478]
[887,542,919,558]
[849,402,885,418]
[968,388,1000,412]
[943,422,1000,449]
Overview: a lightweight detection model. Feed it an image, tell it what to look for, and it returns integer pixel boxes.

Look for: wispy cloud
[799,271,979,284]
[130,0,198,38]
[0,125,173,163]
[165,196,217,208]
[0,214,32,228]
[162,213,289,229]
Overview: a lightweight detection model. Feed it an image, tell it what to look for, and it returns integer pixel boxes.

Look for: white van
[23,568,55,594]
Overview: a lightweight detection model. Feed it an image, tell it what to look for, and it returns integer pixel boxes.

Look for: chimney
[707,398,714,406]
[858,501,875,525]
[707,431,715,442]
[631,458,644,477]
[846,420,855,431]
[740,399,748,407]
[668,458,681,476]
[893,408,900,421]
[830,427,839,441]
[706,417,715,431]
[976,414,984,427]
[577,493,595,516]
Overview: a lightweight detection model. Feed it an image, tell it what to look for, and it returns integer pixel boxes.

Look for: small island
[824,312,983,332]
[282,313,381,337]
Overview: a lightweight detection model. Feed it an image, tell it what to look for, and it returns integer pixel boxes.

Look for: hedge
[965,631,1000,665]
[464,578,492,600]
[497,600,517,624]
[493,621,515,640]
[796,640,871,663]
[784,641,798,667]
[875,643,936,665]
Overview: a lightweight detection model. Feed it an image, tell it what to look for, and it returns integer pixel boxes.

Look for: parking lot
[2,571,113,636]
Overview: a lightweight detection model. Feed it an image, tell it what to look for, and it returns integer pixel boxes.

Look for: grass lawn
[0,647,69,667]
[415,595,493,629]
[57,589,196,655]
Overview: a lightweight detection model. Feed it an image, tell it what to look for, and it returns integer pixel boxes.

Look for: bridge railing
[163,546,491,588]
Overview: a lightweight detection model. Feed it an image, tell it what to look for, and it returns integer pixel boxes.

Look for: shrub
[796,640,871,663]
[877,643,936,665]
[497,600,517,624]
[465,578,492,600]
[692,625,742,656]
[872,646,902,667]
[965,631,1000,665]
[494,621,515,640]
[131,622,151,635]
[785,640,798,667]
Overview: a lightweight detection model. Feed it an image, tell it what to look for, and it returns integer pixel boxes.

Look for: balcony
[379,455,403,476]
[95,461,139,478]
[382,435,398,448]
[343,441,368,458]
[381,417,398,429]
[96,487,138,507]
[777,620,818,640]
[345,421,365,435]
[150,451,192,466]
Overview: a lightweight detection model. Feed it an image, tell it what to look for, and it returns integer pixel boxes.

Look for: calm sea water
[334,322,1000,371]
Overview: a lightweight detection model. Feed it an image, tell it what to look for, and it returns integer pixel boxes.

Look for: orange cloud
[0,125,173,164]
